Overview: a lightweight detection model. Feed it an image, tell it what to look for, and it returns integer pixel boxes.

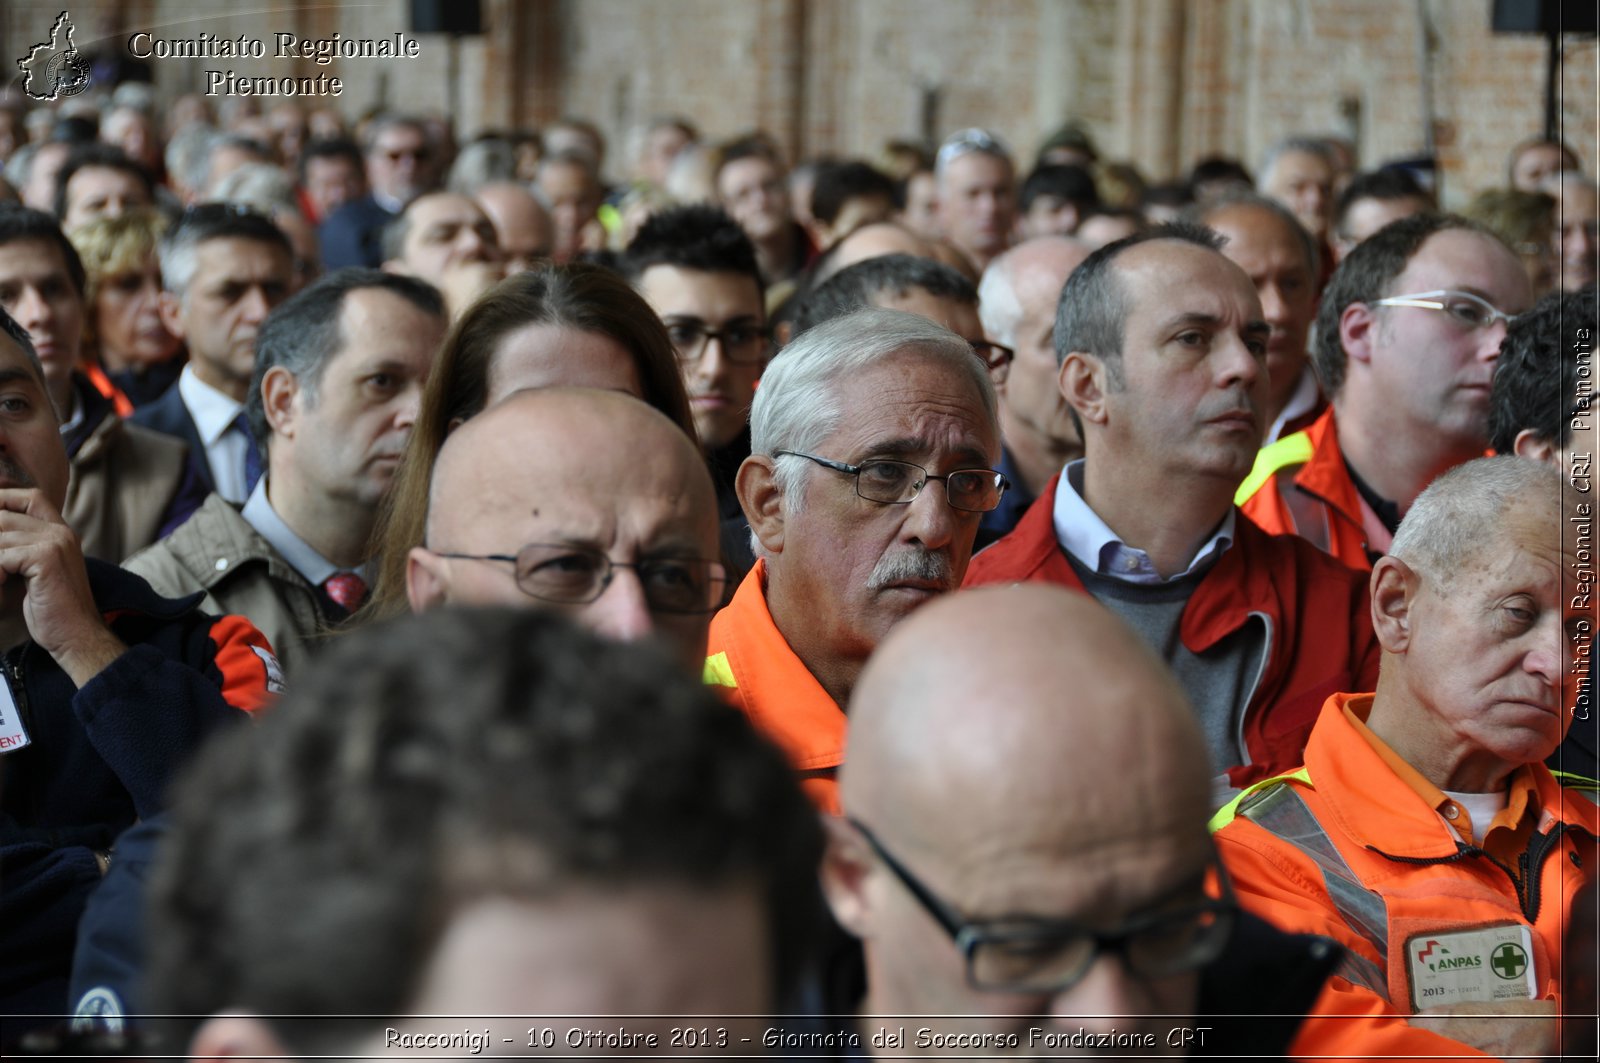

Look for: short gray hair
[978,251,1025,347]
[446,138,518,195]
[211,163,299,216]
[1258,137,1335,186]
[1389,456,1561,587]
[751,306,997,501]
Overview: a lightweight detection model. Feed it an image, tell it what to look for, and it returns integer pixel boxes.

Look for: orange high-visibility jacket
[704,560,844,815]
[1214,693,1599,1060]
[1236,408,1387,571]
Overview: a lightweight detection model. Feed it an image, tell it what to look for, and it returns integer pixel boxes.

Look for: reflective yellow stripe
[1551,769,1600,793]
[1208,766,1314,833]
[703,651,737,688]
[1234,431,1315,506]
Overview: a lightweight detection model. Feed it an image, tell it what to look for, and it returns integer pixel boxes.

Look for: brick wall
[4,0,1594,203]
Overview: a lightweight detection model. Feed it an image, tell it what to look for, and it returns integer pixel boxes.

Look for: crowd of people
[0,69,1597,1060]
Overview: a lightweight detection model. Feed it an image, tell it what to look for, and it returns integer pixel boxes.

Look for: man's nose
[12,285,53,332]
[238,286,273,323]
[584,567,655,644]
[901,479,960,553]
[1047,954,1156,1037]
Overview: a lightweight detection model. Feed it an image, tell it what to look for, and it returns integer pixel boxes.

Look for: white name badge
[0,669,28,754]
[1407,924,1538,1010]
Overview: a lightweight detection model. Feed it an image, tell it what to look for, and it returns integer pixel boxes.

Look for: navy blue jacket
[0,560,278,1022]
[128,382,213,497]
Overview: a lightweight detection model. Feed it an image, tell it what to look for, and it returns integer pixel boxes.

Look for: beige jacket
[123,493,330,679]
[66,411,193,563]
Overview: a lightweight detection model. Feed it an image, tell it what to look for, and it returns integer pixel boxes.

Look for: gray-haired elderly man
[705,307,1004,814]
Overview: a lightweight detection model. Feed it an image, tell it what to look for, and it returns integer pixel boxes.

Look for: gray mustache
[868,549,954,590]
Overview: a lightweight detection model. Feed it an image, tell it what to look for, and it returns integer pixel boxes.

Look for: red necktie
[322,572,368,613]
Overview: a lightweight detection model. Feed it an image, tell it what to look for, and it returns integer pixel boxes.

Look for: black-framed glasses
[969,339,1014,382]
[1371,289,1519,331]
[849,819,1237,994]
[433,543,729,614]
[663,318,771,365]
[774,451,1009,513]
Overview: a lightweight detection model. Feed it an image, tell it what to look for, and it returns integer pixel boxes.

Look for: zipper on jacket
[1366,822,1585,923]
[1234,611,1273,768]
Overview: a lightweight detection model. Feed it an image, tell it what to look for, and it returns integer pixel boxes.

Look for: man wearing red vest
[706,307,1002,814]
[965,223,1379,801]
[1214,457,1594,1060]
[1237,213,1531,570]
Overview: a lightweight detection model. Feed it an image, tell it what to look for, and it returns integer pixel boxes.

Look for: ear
[260,366,300,441]
[1340,301,1377,367]
[157,290,186,340]
[1512,427,1559,465]
[406,546,449,613]
[381,258,407,276]
[819,815,874,938]
[738,455,786,555]
[1370,556,1416,655]
[1058,351,1109,426]
[188,1013,295,1062]
[772,320,793,348]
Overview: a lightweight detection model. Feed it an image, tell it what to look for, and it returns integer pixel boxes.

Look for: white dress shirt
[178,363,252,504]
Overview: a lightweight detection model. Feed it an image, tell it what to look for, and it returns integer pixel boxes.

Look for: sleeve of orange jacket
[1216,818,1492,1060]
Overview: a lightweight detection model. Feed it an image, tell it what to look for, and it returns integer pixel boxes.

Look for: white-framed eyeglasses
[1370,289,1519,331]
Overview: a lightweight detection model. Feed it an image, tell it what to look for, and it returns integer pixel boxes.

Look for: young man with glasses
[1239,214,1532,570]
[406,387,725,671]
[708,308,1002,814]
[968,224,1380,802]
[804,584,1334,1058]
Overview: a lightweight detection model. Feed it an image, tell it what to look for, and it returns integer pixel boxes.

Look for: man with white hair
[1214,457,1593,1060]
[976,236,1091,544]
[707,307,1004,813]
[934,128,1016,270]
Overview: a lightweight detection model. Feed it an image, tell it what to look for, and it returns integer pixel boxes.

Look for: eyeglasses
[432,543,729,614]
[849,819,1237,994]
[775,451,1009,513]
[663,318,770,365]
[1371,289,1519,331]
[969,339,1014,382]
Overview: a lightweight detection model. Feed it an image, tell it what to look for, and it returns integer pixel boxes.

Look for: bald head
[474,181,553,273]
[830,585,1216,1039]
[410,388,720,666]
[818,222,938,284]
[846,584,1208,832]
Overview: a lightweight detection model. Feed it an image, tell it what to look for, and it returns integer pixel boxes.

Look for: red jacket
[964,476,1380,786]
[1214,693,1599,1059]
[1236,408,1386,571]
[704,560,844,814]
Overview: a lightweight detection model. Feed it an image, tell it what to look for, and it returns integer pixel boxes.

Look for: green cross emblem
[1490,942,1529,980]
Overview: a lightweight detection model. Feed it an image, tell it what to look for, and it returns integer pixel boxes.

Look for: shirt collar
[1342,694,1540,848]
[1265,365,1320,443]
[178,363,245,446]
[241,476,350,587]
[1051,460,1235,584]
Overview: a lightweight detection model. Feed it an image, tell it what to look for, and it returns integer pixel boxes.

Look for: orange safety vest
[1214,692,1599,1059]
[1236,408,1388,571]
[704,559,845,814]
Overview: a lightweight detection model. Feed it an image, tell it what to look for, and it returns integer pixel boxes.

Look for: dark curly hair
[1489,286,1599,454]
[147,607,823,1055]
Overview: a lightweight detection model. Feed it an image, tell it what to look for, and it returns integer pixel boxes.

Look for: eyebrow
[858,436,990,467]
[0,367,44,393]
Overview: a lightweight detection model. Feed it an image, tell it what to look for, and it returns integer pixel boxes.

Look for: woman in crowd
[69,208,185,408]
